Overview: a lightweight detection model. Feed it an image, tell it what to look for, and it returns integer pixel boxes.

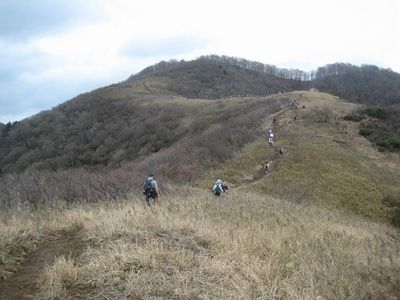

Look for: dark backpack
[214,184,222,196]
[144,179,154,195]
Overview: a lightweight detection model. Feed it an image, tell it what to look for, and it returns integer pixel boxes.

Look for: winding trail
[262,106,293,169]
[0,229,85,299]
[233,105,294,188]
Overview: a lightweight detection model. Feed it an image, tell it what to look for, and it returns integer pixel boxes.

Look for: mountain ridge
[1,55,399,176]
[128,55,400,104]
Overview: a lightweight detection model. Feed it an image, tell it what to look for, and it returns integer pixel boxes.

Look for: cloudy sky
[1,0,399,123]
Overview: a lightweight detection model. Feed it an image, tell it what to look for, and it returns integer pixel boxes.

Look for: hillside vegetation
[1,92,399,221]
[129,58,305,99]
[132,56,400,104]
[345,106,400,152]
[313,63,400,105]
[0,93,288,208]
[0,90,285,175]
[200,92,400,223]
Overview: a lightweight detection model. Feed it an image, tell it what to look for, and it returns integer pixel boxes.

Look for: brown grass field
[1,189,399,299]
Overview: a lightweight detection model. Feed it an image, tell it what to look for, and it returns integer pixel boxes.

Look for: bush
[382,195,400,208]
[359,128,375,137]
[392,208,400,228]
[311,107,333,123]
[355,106,400,152]
[343,113,364,122]
[388,137,400,149]
[363,107,390,120]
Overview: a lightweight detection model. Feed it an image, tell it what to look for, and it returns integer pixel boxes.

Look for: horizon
[1,0,399,123]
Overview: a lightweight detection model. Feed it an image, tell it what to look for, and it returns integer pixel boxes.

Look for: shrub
[343,113,364,122]
[388,137,400,149]
[392,208,400,228]
[311,107,333,123]
[363,107,390,120]
[359,128,374,137]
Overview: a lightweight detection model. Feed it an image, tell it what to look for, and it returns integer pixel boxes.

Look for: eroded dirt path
[0,229,85,300]
[233,106,293,188]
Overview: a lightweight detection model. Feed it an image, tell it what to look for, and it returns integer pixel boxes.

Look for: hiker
[279,147,284,155]
[264,161,270,175]
[268,130,274,145]
[142,174,160,205]
[213,178,223,196]
[222,181,230,193]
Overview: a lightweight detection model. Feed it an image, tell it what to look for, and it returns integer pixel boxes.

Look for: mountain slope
[199,91,400,222]
[128,58,305,99]
[0,91,287,175]
[313,63,400,105]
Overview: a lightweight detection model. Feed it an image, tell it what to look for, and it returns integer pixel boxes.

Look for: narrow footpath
[0,229,85,299]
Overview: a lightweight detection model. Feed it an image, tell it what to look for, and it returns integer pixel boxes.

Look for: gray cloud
[0,73,111,123]
[0,0,106,122]
[0,0,103,40]
[120,36,207,58]
[0,45,54,81]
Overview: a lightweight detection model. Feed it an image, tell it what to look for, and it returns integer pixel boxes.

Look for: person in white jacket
[213,178,223,196]
[268,130,274,144]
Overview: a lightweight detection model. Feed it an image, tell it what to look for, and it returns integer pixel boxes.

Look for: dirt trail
[0,229,85,300]
[233,106,293,188]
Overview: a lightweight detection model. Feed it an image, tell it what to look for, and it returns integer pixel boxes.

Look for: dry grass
[200,92,400,222]
[2,188,399,299]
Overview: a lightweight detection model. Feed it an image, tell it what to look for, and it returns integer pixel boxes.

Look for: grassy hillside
[0,89,285,175]
[1,91,400,298]
[2,92,399,220]
[1,189,399,299]
[0,93,289,208]
[199,92,400,222]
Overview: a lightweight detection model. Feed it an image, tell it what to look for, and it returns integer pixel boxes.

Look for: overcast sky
[1,0,399,123]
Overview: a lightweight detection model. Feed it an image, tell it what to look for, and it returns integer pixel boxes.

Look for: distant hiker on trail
[264,161,270,175]
[290,97,299,108]
[142,174,160,206]
[279,147,284,155]
[268,129,274,145]
[213,178,223,196]
[222,181,230,193]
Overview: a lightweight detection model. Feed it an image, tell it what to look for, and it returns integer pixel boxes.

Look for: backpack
[214,184,222,196]
[144,179,154,195]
